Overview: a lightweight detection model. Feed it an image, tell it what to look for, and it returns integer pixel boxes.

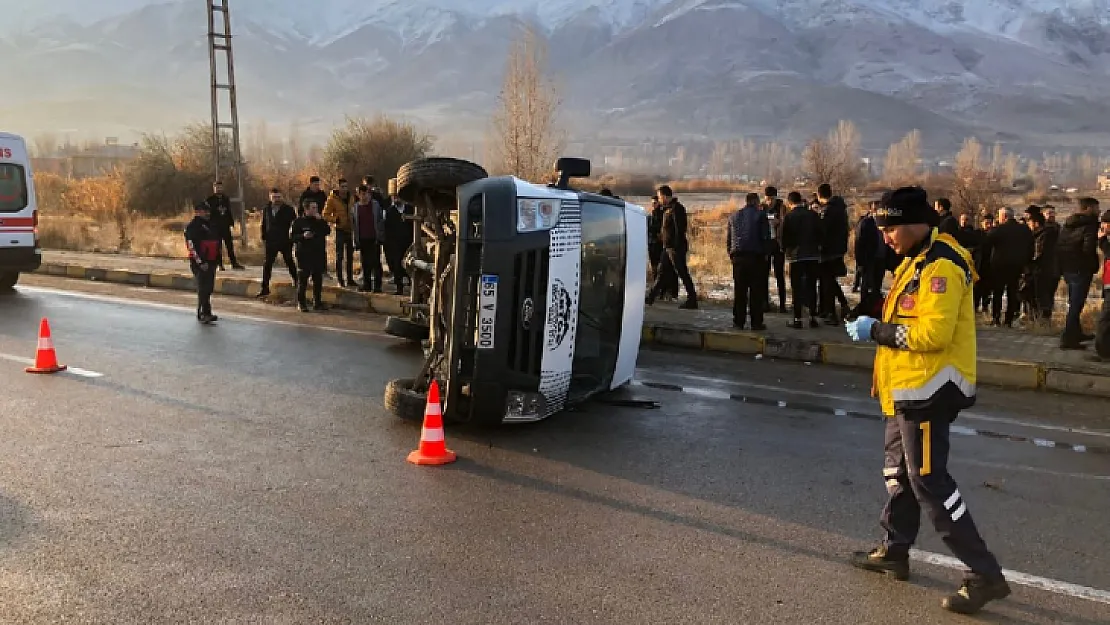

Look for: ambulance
[382,157,648,425]
[0,132,40,291]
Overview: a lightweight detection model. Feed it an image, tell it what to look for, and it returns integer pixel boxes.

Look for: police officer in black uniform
[184,202,223,323]
[292,201,332,312]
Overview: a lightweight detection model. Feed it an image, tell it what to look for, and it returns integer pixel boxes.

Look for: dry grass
[38,210,265,259]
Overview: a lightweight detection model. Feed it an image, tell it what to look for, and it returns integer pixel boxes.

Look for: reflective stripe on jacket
[871,230,978,416]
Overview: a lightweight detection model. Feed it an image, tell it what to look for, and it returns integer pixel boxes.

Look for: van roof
[0,132,27,141]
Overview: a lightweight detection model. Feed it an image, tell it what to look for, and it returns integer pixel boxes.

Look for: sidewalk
[27,250,1110,398]
[643,300,1110,398]
[32,250,407,316]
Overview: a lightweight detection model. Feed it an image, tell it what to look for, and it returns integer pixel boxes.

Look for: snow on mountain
[1,0,1108,151]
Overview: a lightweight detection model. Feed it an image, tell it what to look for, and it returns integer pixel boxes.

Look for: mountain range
[2,0,1109,155]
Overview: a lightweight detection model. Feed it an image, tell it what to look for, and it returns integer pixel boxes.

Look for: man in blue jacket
[727,192,771,330]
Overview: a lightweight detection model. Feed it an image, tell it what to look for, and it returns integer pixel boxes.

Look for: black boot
[849,546,910,581]
[941,576,1011,615]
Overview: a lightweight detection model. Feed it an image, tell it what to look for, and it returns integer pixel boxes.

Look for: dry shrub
[687,199,738,287]
[37,216,117,252]
[667,179,752,194]
[31,171,70,212]
[323,115,434,186]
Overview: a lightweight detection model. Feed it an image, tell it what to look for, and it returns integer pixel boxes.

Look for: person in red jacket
[184,202,223,323]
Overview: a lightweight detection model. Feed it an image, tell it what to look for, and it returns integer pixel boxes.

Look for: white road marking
[910,550,1110,605]
[637,368,1110,439]
[0,352,103,378]
[17,286,396,340]
[958,458,1110,481]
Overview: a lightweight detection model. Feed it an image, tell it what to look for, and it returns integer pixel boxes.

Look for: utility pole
[207,0,248,246]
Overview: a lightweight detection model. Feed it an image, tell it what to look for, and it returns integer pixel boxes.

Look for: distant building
[1099,170,1110,192]
[30,139,139,179]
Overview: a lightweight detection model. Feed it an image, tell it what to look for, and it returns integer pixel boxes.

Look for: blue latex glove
[845,316,876,342]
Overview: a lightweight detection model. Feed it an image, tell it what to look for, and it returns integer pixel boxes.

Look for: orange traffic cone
[407,380,457,466]
[26,317,67,374]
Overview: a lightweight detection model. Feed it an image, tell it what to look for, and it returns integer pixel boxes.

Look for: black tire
[396,158,488,206]
[384,378,429,422]
[0,271,18,292]
[385,315,430,341]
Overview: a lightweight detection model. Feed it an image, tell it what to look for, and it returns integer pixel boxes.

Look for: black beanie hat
[874,186,932,227]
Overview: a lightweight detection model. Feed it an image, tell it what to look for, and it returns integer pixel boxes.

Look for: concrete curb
[31,262,1110,399]
[641,324,1110,399]
[33,262,406,316]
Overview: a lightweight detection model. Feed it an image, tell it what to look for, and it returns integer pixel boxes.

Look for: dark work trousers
[297,260,324,306]
[881,408,1004,580]
[359,239,383,292]
[820,258,849,320]
[732,253,769,328]
[334,229,355,284]
[219,231,239,269]
[854,263,886,317]
[1032,272,1057,320]
[384,241,408,292]
[1061,272,1094,342]
[649,241,678,299]
[191,262,217,318]
[990,264,1023,325]
[261,243,297,294]
[767,248,786,310]
[650,246,696,303]
[789,261,819,321]
[974,268,992,312]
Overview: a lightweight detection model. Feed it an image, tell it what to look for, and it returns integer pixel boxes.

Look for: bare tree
[951,137,1001,216]
[1002,152,1021,185]
[803,120,863,192]
[882,129,921,186]
[708,141,729,178]
[489,22,565,182]
[31,133,59,157]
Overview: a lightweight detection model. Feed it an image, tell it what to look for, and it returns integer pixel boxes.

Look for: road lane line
[17,286,396,340]
[630,379,1110,456]
[0,352,104,378]
[910,550,1110,605]
[636,368,1110,438]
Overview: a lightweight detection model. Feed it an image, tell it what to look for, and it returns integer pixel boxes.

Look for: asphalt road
[1,276,1108,624]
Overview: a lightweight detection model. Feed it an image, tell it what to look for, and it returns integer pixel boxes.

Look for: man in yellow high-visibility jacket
[844,186,1010,615]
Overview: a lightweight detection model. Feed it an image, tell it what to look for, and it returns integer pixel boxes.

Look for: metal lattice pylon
[207,0,247,245]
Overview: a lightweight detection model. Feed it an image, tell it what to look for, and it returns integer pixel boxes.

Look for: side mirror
[554,158,591,189]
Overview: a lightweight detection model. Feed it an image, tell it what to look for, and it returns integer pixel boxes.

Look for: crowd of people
[645,182,1110,358]
[185,175,415,320]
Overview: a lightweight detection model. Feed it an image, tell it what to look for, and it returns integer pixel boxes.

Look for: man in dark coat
[986,208,1034,327]
[646,185,697,309]
[782,191,824,328]
[1056,197,1102,348]
[205,180,244,270]
[292,201,332,312]
[816,183,850,323]
[258,188,298,298]
[934,198,959,237]
[727,193,771,330]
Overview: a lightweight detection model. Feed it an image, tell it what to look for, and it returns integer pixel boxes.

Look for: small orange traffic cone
[26,317,67,374]
[407,380,457,466]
